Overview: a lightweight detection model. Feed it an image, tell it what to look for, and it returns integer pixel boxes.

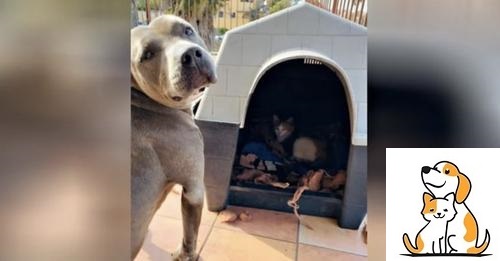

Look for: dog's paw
[171,247,197,261]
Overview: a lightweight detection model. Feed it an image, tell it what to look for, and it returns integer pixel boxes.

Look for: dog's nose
[437,212,442,216]
[181,47,203,67]
[422,166,431,174]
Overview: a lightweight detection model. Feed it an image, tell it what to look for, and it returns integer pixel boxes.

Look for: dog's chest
[132,106,204,181]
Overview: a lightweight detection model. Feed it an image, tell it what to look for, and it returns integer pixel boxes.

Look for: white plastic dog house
[195,2,366,229]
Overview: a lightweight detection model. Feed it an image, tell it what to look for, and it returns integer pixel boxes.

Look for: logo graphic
[401,161,491,256]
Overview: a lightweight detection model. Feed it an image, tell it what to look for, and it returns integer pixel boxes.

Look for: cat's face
[421,192,457,222]
[273,115,294,143]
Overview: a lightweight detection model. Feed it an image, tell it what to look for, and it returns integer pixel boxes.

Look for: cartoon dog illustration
[421,161,490,254]
[403,192,457,254]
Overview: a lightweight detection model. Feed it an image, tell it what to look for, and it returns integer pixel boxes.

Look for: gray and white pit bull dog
[130,15,216,260]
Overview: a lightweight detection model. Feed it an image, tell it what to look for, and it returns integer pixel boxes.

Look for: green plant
[269,0,290,14]
[133,0,228,50]
[218,27,229,35]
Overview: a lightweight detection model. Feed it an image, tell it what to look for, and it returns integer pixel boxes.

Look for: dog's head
[421,161,471,203]
[131,15,217,110]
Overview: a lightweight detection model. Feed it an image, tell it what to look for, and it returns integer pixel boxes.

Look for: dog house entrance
[228,58,352,217]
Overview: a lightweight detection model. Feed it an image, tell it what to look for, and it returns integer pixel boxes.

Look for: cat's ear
[273,115,280,125]
[445,192,455,202]
[286,117,294,124]
[456,173,471,203]
[423,192,433,203]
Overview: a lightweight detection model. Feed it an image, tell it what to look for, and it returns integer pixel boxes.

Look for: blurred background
[368,0,500,260]
[0,0,130,260]
[0,0,499,260]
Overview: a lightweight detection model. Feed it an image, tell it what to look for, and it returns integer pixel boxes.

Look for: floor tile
[297,244,367,261]
[135,215,212,261]
[156,185,218,226]
[298,215,367,256]
[198,227,296,261]
[214,205,298,243]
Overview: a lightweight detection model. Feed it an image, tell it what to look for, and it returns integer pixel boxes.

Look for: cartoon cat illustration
[403,192,457,254]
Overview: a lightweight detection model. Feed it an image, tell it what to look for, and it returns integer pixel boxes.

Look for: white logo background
[386,148,500,260]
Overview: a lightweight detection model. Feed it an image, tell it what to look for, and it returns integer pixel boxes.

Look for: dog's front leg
[172,184,204,261]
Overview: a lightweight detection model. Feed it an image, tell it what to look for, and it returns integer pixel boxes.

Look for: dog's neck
[131,87,192,116]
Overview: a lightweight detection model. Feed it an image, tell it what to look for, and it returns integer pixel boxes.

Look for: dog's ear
[455,173,471,203]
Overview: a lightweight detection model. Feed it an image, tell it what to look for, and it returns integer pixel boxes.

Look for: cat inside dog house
[231,59,351,215]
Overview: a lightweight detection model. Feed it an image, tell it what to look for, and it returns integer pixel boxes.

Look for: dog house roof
[196,2,367,146]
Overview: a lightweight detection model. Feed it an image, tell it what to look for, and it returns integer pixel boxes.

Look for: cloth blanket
[240,142,284,172]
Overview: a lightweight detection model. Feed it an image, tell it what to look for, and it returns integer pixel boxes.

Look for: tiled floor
[136,185,367,261]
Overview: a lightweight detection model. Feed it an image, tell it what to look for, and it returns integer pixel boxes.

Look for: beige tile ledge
[198,228,296,261]
[213,205,299,243]
[298,215,367,256]
[297,243,367,261]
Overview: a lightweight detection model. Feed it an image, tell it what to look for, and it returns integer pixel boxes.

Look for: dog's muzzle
[421,166,439,174]
[181,46,217,86]
[422,166,431,174]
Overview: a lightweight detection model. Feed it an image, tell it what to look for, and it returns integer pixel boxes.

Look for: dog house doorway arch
[240,50,356,144]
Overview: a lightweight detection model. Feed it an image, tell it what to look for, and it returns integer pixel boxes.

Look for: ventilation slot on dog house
[304,58,322,65]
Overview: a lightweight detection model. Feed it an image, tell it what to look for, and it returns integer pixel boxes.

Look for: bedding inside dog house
[195,2,367,229]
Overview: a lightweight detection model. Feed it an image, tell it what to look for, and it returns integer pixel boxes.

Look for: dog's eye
[140,49,154,62]
[430,208,434,212]
[444,209,448,212]
[445,169,450,174]
[184,27,194,36]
